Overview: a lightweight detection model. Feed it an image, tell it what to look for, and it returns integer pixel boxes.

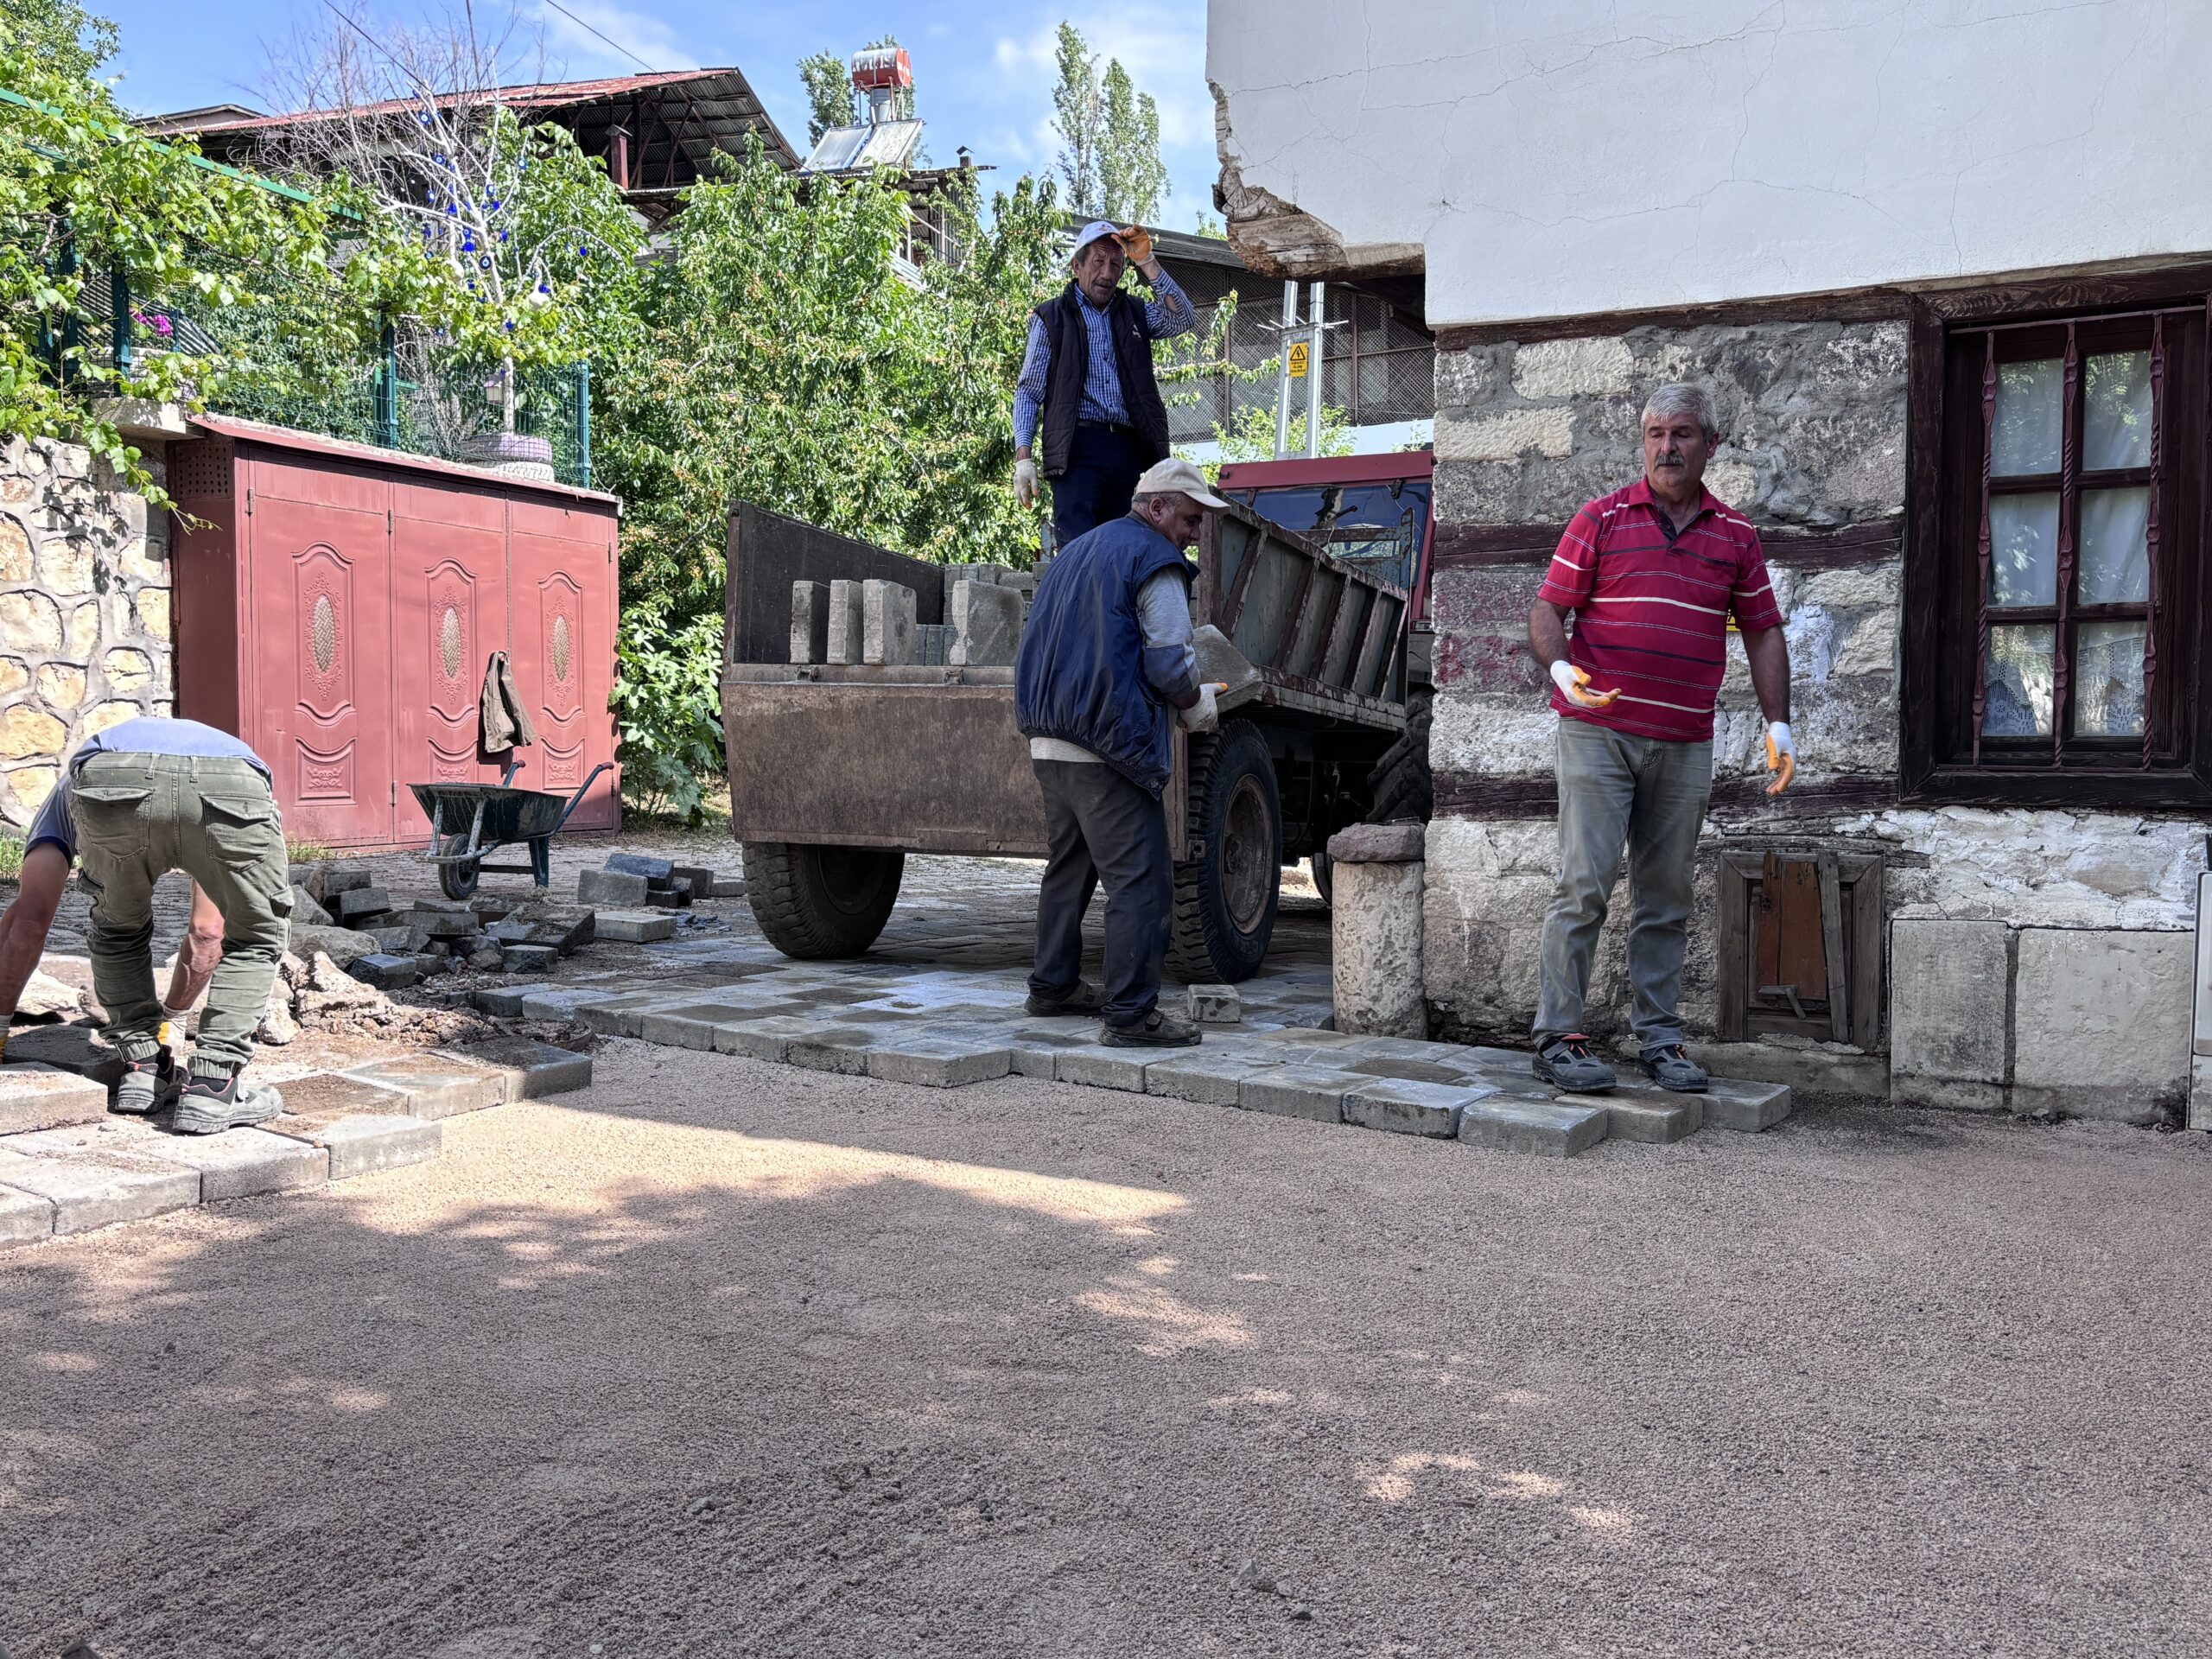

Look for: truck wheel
[743,841,904,958]
[1365,687,1433,823]
[1310,845,1334,908]
[1168,721,1281,983]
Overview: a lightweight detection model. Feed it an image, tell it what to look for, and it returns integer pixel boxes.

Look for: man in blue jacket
[1016,457,1225,1048]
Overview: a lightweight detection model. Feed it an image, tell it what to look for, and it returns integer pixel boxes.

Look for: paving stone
[341,1056,505,1120]
[1237,1065,1362,1123]
[0,1065,109,1134]
[272,1112,441,1179]
[369,925,416,953]
[0,1174,55,1248]
[713,876,748,899]
[1600,1093,1704,1144]
[510,986,624,1020]
[638,1004,749,1050]
[826,578,865,664]
[141,1127,328,1202]
[443,1037,592,1101]
[1243,1027,1362,1056]
[3,1024,124,1087]
[348,952,419,989]
[1186,983,1243,1026]
[471,984,531,1016]
[1343,1078,1493,1138]
[302,863,372,901]
[331,887,392,922]
[418,911,477,938]
[671,866,719,903]
[863,1033,1014,1087]
[783,1026,882,1075]
[948,578,1024,667]
[289,885,334,925]
[1050,1044,1153,1090]
[289,924,380,967]
[0,1141,199,1232]
[518,909,596,952]
[266,1072,416,1118]
[790,579,830,664]
[579,868,650,906]
[711,1015,863,1065]
[578,995,720,1039]
[1338,1054,1469,1086]
[1697,1077,1793,1133]
[1458,1097,1610,1157]
[502,944,558,974]
[861,578,918,665]
[1146,1049,1278,1106]
[1001,1026,1095,1077]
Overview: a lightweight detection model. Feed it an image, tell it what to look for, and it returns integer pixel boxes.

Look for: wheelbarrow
[410,759,613,901]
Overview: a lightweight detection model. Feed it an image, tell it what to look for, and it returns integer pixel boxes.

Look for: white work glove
[1764,721,1796,795]
[1014,456,1039,509]
[1548,658,1619,710]
[1179,683,1219,733]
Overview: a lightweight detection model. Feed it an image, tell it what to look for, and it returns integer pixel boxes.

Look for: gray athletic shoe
[1638,1043,1709,1093]
[168,1068,283,1135]
[112,1052,181,1116]
[1098,1008,1203,1048]
[1532,1034,1616,1094]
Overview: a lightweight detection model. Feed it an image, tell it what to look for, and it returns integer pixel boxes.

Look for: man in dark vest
[1016,458,1226,1048]
[1012,220,1196,550]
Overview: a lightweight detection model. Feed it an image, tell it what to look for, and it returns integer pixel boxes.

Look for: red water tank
[851,46,912,92]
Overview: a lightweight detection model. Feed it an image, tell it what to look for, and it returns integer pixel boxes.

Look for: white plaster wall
[1209,0,2212,325]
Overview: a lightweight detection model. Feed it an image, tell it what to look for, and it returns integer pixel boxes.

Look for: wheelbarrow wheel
[438,837,480,901]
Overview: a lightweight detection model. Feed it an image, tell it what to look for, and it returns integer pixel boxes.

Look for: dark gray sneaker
[112,1051,181,1116]
[1532,1034,1616,1094]
[1026,979,1107,1017]
[1638,1043,1709,1093]
[169,1067,283,1135]
[1098,1008,1203,1048]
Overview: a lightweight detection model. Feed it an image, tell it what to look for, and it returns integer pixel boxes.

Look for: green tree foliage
[798,50,857,145]
[6,0,116,77]
[609,610,725,822]
[1051,23,1168,222]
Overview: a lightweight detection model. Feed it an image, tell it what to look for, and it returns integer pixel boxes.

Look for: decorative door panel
[508,528,619,829]
[245,490,394,845]
[393,515,508,836]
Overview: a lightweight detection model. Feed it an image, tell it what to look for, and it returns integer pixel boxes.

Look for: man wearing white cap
[1012,220,1196,549]
[1015,458,1226,1047]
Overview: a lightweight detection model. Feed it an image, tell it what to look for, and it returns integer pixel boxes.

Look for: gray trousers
[1534,718,1712,1049]
[72,753,292,1077]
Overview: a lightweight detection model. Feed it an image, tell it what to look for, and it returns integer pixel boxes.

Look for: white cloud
[988,8,1211,148]
[532,0,702,78]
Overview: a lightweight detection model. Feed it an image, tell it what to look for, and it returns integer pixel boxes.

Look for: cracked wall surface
[1207,0,2212,323]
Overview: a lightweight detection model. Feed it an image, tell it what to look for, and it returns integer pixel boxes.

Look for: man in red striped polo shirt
[1523,383,1796,1095]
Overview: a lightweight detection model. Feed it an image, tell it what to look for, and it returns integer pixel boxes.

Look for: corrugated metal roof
[798,119,925,175]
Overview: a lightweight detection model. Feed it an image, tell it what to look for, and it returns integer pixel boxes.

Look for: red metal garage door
[391,479,509,838]
[508,499,620,832]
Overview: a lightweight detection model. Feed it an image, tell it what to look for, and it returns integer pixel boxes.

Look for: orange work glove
[1548,659,1620,709]
[1764,721,1796,795]
[1116,224,1154,265]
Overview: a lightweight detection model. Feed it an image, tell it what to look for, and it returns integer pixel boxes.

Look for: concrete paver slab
[272,1113,442,1179]
[1343,1078,1495,1138]
[138,1127,328,1201]
[442,1037,593,1101]
[0,1169,56,1247]
[0,1065,111,1134]
[1238,1065,1362,1123]
[341,1056,505,1120]
[1145,1049,1281,1106]
[1698,1077,1794,1132]
[863,1033,1014,1088]
[0,1141,200,1231]
[1053,1046,1152,1091]
[1458,1098,1610,1157]
[1601,1094,1705,1144]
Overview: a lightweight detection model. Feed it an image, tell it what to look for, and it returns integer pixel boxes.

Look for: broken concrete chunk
[826,579,865,664]
[348,953,420,990]
[861,579,918,666]
[791,579,831,664]
[289,885,334,926]
[288,925,379,968]
[578,868,649,906]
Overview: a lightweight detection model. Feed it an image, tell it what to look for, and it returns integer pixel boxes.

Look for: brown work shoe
[1098,1008,1203,1048]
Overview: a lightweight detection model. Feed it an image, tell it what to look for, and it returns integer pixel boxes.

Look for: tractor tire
[1166,721,1281,983]
[1365,686,1433,824]
[742,841,904,959]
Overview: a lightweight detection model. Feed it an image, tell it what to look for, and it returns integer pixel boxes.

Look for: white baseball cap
[1070,219,1122,259]
[1134,457,1229,509]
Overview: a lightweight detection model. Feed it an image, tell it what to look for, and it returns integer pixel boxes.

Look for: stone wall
[1419,322,2207,1119]
[0,437,173,830]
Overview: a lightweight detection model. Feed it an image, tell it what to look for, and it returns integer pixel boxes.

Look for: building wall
[1208,1,2212,326]
[1421,326,2202,1122]
[0,437,174,830]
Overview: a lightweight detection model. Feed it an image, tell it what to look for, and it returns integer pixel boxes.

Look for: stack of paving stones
[477,942,1789,1161]
[0,1036,592,1249]
[293,860,599,983]
[579,853,743,943]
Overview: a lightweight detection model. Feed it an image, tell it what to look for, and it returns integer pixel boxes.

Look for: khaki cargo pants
[70,753,292,1079]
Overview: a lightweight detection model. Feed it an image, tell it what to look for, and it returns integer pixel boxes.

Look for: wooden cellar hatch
[1716,849,1884,1046]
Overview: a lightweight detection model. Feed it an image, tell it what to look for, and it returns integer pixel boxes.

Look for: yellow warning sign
[1287,341,1310,378]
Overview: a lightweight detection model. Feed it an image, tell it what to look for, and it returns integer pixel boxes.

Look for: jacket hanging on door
[478,651,537,753]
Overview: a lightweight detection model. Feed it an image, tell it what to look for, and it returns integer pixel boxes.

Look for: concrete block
[370,925,416,954]
[671,866,719,903]
[349,952,419,989]
[0,1065,109,1134]
[418,911,476,939]
[1343,1078,1491,1138]
[142,1127,327,1202]
[502,944,557,974]
[1338,1053,1469,1086]
[443,1037,592,1101]
[518,909,594,952]
[289,925,379,967]
[579,868,650,906]
[1458,1098,1610,1157]
[1186,983,1243,1025]
[1000,1025,1095,1078]
[826,579,865,664]
[2013,927,2194,1123]
[605,853,677,881]
[1053,1045,1152,1091]
[1890,919,2011,1106]
[578,994,709,1038]
[791,580,830,664]
[341,1056,505,1120]
[637,1006,740,1049]
[289,885,334,926]
[0,1143,199,1232]
[331,887,392,923]
[1146,1049,1277,1106]
[2,1024,124,1087]
[861,579,918,666]
[302,863,372,901]
[596,910,677,943]
[273,1112,440,1180]
[942,562,1015,613]
[1699,1077,1794,1133]
[864,1035,1014,1087]
[1327,823,1426,863]
[713,876,748,899]
[0,1177,54,1248]
[471,984,531,1017]
[266,1072,415,1118]
[1599,1095,1703,1144]
[912,622,953,666]
[1332,858,1426,1039]
[948,579,1024,667]
[1237,1065,1361,1123]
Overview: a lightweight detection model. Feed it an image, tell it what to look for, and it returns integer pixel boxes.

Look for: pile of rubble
[576,853,743,941]
[287,861,596,988]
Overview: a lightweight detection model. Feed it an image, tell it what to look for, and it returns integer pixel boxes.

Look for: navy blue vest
[1015,515,1193,797]
[1033,283,1173,478]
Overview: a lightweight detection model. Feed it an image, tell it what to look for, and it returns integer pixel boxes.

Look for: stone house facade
[1209,2,2212,1124]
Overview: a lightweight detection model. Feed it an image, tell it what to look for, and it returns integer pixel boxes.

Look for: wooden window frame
[1902,267,2212,809]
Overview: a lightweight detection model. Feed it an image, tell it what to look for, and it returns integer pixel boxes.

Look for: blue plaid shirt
[1012,267,1196,448]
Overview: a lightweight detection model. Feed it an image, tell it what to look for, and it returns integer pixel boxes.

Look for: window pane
[2082,351,2152,470]
[1992,358,2062,475]
[1984,624,2055,736]
[2075,620,2148,737]
[1988,493,2058,606]
[2077,487,2150,604]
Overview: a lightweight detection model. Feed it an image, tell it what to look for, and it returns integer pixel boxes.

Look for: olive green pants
[71,753,291,1078]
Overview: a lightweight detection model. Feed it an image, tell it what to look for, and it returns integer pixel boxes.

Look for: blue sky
[95,0,1219,229]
